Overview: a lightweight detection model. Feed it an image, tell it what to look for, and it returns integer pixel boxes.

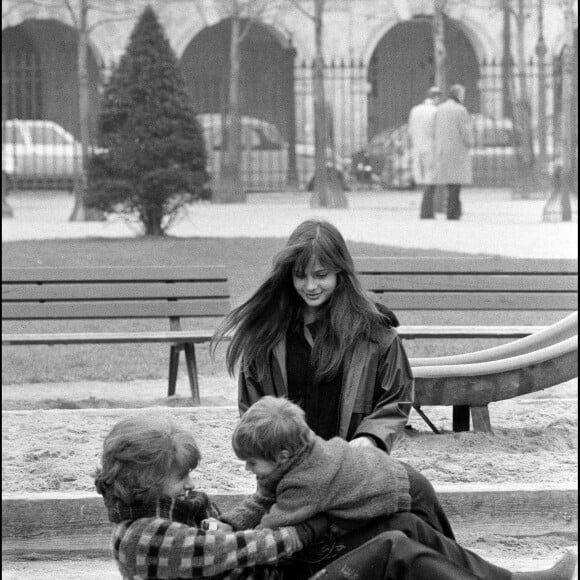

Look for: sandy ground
[2,378,577,494]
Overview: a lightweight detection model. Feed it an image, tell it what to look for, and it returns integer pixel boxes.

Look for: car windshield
[28,124,74,145]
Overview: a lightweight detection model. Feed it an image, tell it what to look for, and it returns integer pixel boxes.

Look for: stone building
[2,0,577,188]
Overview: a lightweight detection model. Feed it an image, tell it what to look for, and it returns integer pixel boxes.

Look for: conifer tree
[87,6,209,235]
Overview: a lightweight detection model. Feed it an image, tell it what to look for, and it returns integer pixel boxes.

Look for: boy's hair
[232,396,314,462]
[94,414,201,506]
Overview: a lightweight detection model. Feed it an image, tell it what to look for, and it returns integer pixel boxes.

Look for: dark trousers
[447,183,462,219]
[420,184,462,219]
[402,461,455,540]
[284,513,512,580]
[419,184,436,218]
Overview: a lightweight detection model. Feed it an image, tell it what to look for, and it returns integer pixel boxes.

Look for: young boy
[219,396,447,536]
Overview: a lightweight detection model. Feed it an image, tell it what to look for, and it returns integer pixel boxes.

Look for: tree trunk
[69,0,104,221]
[542,0,574,222]
[501,1,513,119]
[510,0,537,198]
[214,0,246,204]
[432,0,447,95]
[432,0,447,213]
[310,0,347,208]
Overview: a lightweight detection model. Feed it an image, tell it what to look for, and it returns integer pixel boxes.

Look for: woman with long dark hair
[211,218,453,537]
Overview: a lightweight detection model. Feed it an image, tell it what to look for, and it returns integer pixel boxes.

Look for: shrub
[87,6,209,235]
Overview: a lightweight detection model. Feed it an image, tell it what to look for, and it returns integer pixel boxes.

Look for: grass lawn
[2,236,563,385]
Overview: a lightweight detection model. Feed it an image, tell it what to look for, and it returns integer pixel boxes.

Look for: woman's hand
[348,436,377,449]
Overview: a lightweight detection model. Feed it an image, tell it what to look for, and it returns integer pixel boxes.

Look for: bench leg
[183,343,200,405]
[471,405,493,433]
[168,345,180,397]
[452,405,470,432]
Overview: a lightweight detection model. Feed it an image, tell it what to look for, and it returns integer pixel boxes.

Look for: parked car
[353,114,552,189]
[2,119,83,188]
[197,113,348,191]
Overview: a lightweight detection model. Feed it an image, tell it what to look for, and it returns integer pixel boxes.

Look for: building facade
[2,0,577,189]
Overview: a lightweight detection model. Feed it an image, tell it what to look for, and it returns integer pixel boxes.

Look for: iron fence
[2,47,576,193]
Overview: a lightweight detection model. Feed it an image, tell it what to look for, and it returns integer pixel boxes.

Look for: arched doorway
[180,19,296,190]
[180,19,294,141]
[2,19,101,140]
[367,16,480,138]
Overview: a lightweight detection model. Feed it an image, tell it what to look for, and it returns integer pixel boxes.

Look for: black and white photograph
[2,0,578,578]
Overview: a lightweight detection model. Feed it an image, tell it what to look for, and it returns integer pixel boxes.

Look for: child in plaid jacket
[94,414,327,580]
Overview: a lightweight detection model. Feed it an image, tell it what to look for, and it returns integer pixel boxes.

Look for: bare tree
[287,0,347,208]
[543,0,576,221]
[6,0,160,220]
[433,0,447,95]
[197,0,285,204]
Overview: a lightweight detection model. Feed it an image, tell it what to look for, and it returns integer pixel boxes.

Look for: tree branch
[286,0,314,21]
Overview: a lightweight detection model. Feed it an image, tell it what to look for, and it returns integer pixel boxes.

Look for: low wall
[2,485,577,558]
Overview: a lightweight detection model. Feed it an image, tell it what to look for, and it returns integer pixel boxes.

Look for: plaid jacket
[108,492,302,579]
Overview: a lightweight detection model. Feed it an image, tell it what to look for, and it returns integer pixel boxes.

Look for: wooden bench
[1,266,232,405]
[355,257,578,432]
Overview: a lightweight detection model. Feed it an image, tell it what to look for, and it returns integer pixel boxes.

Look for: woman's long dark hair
[211,219,388,381]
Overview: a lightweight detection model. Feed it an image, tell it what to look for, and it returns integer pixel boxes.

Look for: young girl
[211,219,455,538]
[211,218,413,455]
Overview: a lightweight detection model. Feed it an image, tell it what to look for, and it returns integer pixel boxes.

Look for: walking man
[408,86,441,219]
[433,84,473,220]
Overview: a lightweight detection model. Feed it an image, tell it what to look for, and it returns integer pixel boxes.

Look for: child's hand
[202,517,233,532]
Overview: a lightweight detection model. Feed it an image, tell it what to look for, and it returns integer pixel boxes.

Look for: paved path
[2,188,578,259]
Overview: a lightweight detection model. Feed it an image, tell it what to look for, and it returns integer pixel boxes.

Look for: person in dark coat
[433,84,473,219]
[211,218,457,539]
[211,219,412,455]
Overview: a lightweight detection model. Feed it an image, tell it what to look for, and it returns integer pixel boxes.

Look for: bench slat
[2,330,220,345]
[1,266,228,283]
[375,293,578,310]
[1,326,546,345]
[355,257,579,274]
[2,282,230,301]
[360,274,577,293]
[2,300,231,320]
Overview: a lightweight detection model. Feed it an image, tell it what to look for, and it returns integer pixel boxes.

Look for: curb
[2,486,577,558]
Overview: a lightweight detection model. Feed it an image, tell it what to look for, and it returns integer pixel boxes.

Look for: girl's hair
[232,396,313,461]
[211,218,386,381]
[94,414,201,507]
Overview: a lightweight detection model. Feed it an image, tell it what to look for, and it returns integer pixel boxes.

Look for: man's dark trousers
[419,184,436,218]
[447,183,462,219]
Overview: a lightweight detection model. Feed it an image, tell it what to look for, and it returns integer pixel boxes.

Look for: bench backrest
[1,267,231,321]
[355,257,578,311]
